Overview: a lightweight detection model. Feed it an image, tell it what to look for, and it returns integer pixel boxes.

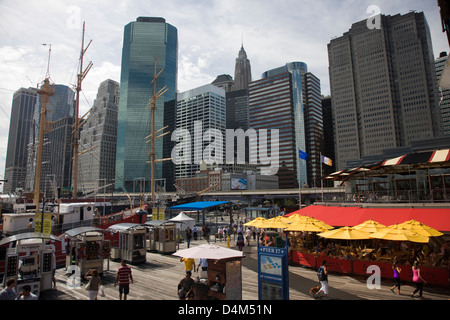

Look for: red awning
[286,206,450,232]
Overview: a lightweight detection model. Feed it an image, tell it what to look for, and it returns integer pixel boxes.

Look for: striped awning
[323,149,450,181]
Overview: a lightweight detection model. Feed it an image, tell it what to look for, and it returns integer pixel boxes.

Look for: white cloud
[0,0,447,186]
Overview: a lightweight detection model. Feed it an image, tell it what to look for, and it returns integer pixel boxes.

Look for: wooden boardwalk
[40,238,450,301]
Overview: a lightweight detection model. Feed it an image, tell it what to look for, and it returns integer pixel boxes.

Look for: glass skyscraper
[115,17,178,193]
[249,62,322,189]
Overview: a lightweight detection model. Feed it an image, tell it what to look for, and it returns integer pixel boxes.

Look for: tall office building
[78,79,119,193]
[233,45,252,90]
[25,84,75,195]
[328,12,442,170]
[3,87,37,193]
[249,62,322,189]
[436,52,450,135]
[115,17,178,193]
[175,84,226,179]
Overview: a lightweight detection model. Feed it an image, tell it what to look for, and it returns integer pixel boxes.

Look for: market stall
[107,223,147,264]
[145,220,178,254]
[63,226,109,276]
[173,244,244,300]
[0,232,60,297]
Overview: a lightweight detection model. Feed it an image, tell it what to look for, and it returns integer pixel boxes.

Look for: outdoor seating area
[243,211,450,286]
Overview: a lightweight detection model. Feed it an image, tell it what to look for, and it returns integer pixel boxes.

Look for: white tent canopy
[169,212,195,231]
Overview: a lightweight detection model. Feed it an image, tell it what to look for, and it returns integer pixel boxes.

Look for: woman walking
[390,262,401,295]
[411,261,427,299]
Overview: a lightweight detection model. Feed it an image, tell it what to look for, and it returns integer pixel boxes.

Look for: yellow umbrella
[288,214,334,230]
[317,226,372,240]
[284,221,329,233]
[398,220,444,237]
[243,217,267,228]
[259,216,290,229]
[369,224,429,243]
[353,219,386,233]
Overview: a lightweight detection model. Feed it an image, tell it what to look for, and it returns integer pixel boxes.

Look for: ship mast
[34,78,54,208]
[145,54,171,205]
[72,21,93,198]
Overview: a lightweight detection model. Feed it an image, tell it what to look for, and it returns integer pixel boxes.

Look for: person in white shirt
[16,285,38,300]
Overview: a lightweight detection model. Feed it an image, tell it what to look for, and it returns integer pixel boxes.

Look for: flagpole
[299,163,302,210]
[321,153,324,202]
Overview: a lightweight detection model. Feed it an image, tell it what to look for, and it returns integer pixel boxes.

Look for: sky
[0,0,448,190]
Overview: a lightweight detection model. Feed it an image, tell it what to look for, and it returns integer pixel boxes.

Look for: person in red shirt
[114,260,133,300]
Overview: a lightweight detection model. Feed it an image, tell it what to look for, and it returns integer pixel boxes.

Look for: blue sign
[258,242,289,300]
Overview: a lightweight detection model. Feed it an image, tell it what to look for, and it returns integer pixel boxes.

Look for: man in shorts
[114,260,133,300]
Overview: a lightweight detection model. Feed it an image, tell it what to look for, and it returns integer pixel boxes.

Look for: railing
[321,190,450,204]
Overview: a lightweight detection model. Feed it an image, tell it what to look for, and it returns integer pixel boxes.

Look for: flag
[321,155,333,166]
[298,149,308,160]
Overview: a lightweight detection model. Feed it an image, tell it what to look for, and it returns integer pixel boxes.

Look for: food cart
[0,232,60,298]
[145,220,178,254]
[107,223,147,264]
[173,244,244,300]
[63,226,109,276]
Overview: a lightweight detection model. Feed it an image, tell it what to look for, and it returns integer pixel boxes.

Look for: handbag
[99,285,105,297]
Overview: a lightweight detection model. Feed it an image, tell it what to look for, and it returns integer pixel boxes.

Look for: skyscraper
[3,87,37,193]
[25,84,75,194]
[249,62,322,188]
[78,79,119,193]
[174,84,226,179]
[328,12,442,170]
[233,45,252,91]
[436,52,450,135]
[115,17,178,193]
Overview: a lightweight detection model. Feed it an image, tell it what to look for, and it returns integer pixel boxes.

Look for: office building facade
[78,79,119,194]
[115,17,178,193]
[25,84,75,195]
[249,62,322,189]
[328,12,442,170]
[3,88,37,193]
[233,45,252,91]
[175,84,226,179]
[436,52,450,135]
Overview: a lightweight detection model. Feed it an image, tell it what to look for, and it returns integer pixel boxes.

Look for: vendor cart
[0,232,60,298]
[145,220,179,254]
[63,226,109,276]
[107,223,147,264]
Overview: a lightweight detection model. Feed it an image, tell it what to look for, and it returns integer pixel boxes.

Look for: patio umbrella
[369,224,429,243]
[258,217,290,229]
[243,217,267,228]
[317,226,372,240]
[397,219,444,237]
[173,244,244,260]
[353,219,386,233]
[287,214,334,230]
[284,221,329,233]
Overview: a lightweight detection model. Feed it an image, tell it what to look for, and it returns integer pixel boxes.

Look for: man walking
[316,260,329,299]
[114,260,133,300]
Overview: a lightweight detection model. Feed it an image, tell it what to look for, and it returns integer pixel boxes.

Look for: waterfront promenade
[40,237,450,301]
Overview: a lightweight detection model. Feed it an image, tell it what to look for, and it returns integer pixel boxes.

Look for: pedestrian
[16,285,38,300]
[0,278,17,300]
[197,258,208,278]
[84,268,102,300]
[114,260,133,300]
[193,225,198,240]
[246,228,252,246]
[316,260,329,299]
[180,257,196,273]
[177,271,194,300]
[185,226,192,248]
[411,261,427,299]
[390,262,401,295]
[237,232,244,251]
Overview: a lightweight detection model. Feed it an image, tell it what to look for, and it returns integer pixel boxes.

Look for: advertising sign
[258,244,289,300]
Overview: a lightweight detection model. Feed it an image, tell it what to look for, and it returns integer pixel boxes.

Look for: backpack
[317,266,326,281]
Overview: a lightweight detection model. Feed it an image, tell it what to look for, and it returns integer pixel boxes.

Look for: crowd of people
[287,230,450,268]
